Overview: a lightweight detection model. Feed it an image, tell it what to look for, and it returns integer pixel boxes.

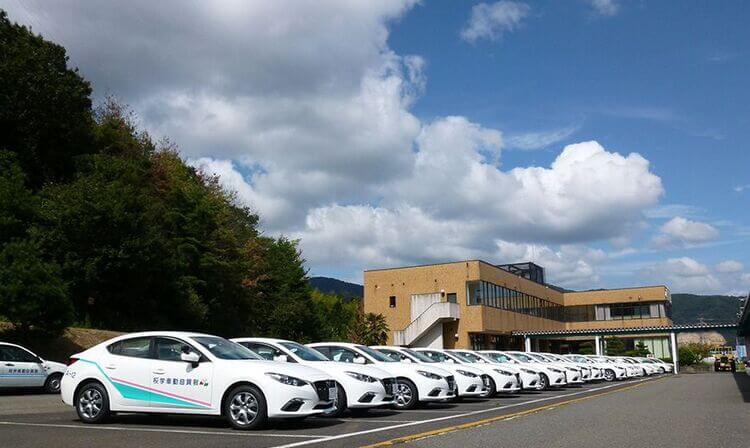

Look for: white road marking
[269,378,657,448]
[333,418,419,423]
[0,421,323,438]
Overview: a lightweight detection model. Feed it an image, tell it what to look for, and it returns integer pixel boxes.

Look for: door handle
[153,369,166,375]
[104,364,117,370]
[4,363,14,366]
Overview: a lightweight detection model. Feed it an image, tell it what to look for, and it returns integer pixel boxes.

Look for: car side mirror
[447,358,455,364]
[401,357,412,363]
[353,356,366,365]
[181,351,200,365]
[273,354,289,363]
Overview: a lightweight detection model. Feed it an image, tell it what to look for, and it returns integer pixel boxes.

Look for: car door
[149,337,214,412]
[102,336,154,410]
[0,345,46,388]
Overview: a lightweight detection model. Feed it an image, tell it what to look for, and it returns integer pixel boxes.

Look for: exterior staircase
[393,301,460,346]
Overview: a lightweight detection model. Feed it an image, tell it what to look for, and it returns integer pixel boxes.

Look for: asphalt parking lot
[1,374,747,448]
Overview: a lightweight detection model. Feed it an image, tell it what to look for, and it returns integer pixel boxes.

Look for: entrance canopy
[512,323,738,338]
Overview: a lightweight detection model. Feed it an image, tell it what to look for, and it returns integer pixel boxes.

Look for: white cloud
[460,1,531,43]
[652,216,719,248]
[585,0,619,17]
[644,204,703,219]
[715,260,744,274]
[5,1,670,283]
[505,124,580,150]
[734,184,750,193]
[643,257,720,293]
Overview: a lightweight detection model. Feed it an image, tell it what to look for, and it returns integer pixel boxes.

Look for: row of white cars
[2,333,672,430]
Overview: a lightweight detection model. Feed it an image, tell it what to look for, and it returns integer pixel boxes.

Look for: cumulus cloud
[642,257,750,294]
[715,260,744,273]
[652,216,719,248]
[460,1,530,43]
[585,0,619,17]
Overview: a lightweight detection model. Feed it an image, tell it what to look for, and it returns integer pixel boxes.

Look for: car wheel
[603,369,615,382]
[224,385,267,430]
[323,382,347,418]
[392,379,418,410]
[44,373,63,394]
[75,382,110,424]
[479,376,496,397]
[537,373,549,390]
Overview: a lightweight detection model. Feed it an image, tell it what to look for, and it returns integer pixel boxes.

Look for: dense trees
[0,10,387,341]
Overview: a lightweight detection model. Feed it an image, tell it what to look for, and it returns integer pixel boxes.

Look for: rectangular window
[389,296,396,308]
[447,293,457,303]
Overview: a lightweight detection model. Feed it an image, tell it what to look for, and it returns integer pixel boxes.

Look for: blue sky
[4,0,748,294]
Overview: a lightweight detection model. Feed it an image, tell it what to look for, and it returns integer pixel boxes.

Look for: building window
[447,293,457,303]
[389,296,396,308]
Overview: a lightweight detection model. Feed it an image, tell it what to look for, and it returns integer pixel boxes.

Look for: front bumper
[417,377,454,402]
[519,372,541,390]
[347,378,395,409]
[455,374,486,397]
[268,380,336,418]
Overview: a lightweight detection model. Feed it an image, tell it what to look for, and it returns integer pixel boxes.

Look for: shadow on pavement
[732,372,750,403]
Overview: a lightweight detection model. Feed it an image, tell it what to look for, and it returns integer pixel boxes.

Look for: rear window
[107,337,152,358]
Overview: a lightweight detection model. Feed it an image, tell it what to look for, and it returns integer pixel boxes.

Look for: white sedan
[232,337,395,417]
[504,352,567,389]
[371,345,486,398]
[61,332,337,429]
[415,348,521,396]
[308,342,454,409]
[0,342,67,393]
[524,352,583,384]
[473,350,544,390]
[586,355,629,381]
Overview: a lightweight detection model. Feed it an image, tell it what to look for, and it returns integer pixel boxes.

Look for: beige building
[363,260,673,356]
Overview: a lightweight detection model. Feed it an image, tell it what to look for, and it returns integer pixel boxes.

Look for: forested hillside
[670,293,743,324]
[309,277,364,299]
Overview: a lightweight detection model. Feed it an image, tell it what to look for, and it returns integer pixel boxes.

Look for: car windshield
[279,342,329,361]
[403,348,437,363]
[419,350,456,363]
[528,353,550,363]
[356,345,397,362]
[193,336,261,360]
[484,352,511,363]
[450,351,478,363]
[455,351,487,363]
[509,353,533,363]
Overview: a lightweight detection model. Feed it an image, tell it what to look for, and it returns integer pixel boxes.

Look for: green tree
[348,310,389,346]
[0,239,72,334]
[0,10,94,187]
[678,346,703,367]
[248,237,323,342]
[0,150,38,244]
[579,341,595,355]
[311,289,358,341]
[632,341,651,357]
[605,336,627,356]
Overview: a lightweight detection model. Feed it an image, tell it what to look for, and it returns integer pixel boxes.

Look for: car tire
[75,382,110,424]
[538,373,549,390]
[479,376,496,398]
[392,378,418,410]
[603,369,615,382]
[323,382,347,418]
[44,373,63,394]
[224,385,267,430]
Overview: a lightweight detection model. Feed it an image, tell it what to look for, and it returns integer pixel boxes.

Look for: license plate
[328,386,337,401]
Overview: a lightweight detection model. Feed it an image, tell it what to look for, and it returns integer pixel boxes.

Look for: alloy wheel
[229,392,259,426]
[604,369,615,381]
[394,383,413,408]
[78,388,103,419]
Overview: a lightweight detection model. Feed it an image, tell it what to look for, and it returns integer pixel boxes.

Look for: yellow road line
[362,377,666,447]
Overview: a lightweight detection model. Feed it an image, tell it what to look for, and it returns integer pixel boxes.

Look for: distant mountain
[309,277,363,299]
[670,293,743,325]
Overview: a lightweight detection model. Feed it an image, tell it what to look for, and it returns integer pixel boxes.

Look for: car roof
[232,337,290,344]
[308,342,360,348]
[102,331,219,343]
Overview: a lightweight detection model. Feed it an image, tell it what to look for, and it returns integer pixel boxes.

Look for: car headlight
[565,367,578,372]
[417,370,443,380]
[456,369,478,378]
[521,368,537,375]
[266,373,307,387]
[548,367,563,373]
[493,369,514,376]
[345,371,377,383]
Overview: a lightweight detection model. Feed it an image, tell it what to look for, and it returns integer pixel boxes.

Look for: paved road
[404,373,750,448]
[0,374,745,447]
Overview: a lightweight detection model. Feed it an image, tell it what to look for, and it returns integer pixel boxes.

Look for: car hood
[302,361,392,379]
[377,361,450,378]
[432,362,484,376]
[231,359,332,382]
